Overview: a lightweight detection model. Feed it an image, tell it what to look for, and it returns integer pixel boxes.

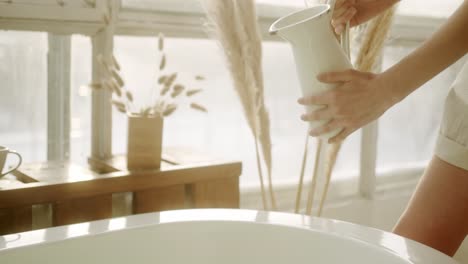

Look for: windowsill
[240,165,424,211]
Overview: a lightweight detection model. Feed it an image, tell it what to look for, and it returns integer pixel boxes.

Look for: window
[376,43,464,173]
[397,0,463,17]
[70,35,92,165]
[0,31,47,164]
[1,0,465,196]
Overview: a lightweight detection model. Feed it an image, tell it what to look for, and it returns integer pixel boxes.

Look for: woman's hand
[298,69,396,143]
[332,0,400,34]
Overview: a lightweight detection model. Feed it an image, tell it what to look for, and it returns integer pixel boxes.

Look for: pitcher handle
[1,150,22,177]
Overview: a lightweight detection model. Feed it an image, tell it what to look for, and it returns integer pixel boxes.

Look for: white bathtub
[0,209,458,264]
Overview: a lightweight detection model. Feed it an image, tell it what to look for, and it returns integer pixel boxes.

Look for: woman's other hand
[332,0,400,34]
[298,69,397,143]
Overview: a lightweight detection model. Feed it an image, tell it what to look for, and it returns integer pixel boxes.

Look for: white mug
[0,146,22,178]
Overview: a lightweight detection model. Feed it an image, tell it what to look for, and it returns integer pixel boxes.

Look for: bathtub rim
[0,209,459,264]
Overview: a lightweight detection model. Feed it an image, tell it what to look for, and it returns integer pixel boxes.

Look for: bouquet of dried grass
[89,33,208,118]
[202,0,276,210]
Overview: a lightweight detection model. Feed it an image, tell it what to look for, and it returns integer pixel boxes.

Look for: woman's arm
[383,0,468,104]
[393,157,468,257]
[300,1,468,142]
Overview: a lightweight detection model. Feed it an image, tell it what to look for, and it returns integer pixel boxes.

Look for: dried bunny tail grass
[190,103,208,112]
[163,103,177,117]
[317,7,397,217]
[165,73,177,87]
[186,89,203,97]
[140,107,152,117]
[195,75,206,81]
[173,84,185,92]
[158,75,167,84]
[112,54,121,71]
[160,73,177,95]
[171,84,185,98]
[158,33,164,51]
[111,69,125,87]
[108,79,122,97]
[125,91,134,102]
[159,54,166,70]
[153,99,166,114]
[88,83,102,90]
[111,99,127,113]
[160,85,171,96]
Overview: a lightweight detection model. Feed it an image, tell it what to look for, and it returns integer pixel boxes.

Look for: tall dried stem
[295,133,309,213]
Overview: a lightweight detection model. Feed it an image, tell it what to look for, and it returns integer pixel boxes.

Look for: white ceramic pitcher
[270,4,353,139]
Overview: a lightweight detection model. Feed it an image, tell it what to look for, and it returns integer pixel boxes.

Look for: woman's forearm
[381,0,468,104]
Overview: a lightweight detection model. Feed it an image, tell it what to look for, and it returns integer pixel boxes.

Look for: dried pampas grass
[202,0,276,209]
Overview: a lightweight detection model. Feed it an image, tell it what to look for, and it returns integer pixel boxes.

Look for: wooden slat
[0,3,102,22]
[0,206,32,235]
[191,177,240,208]
[0,18,102,35]
[52,195,112,226]
[133,185,185,214]
[0,161,241,209]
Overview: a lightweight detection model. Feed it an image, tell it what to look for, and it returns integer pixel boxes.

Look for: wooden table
[0,147,241,235]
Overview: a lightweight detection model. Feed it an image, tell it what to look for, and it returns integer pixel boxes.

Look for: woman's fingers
[298,91,334,106]
[332,0,357,34]
[309,119,344,137]
[332,0,352,19]
[328,127,355,143]
[334,0,348,9]
[333,8,357,34]
[317,69,358,83]
[301,107,333,121]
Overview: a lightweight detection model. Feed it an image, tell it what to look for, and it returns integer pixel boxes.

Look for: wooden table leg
[0,207,32,235]
[52,195,112,226]
[190,177,240,208]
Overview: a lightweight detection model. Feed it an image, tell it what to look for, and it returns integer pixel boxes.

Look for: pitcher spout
[269,4,331,43]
